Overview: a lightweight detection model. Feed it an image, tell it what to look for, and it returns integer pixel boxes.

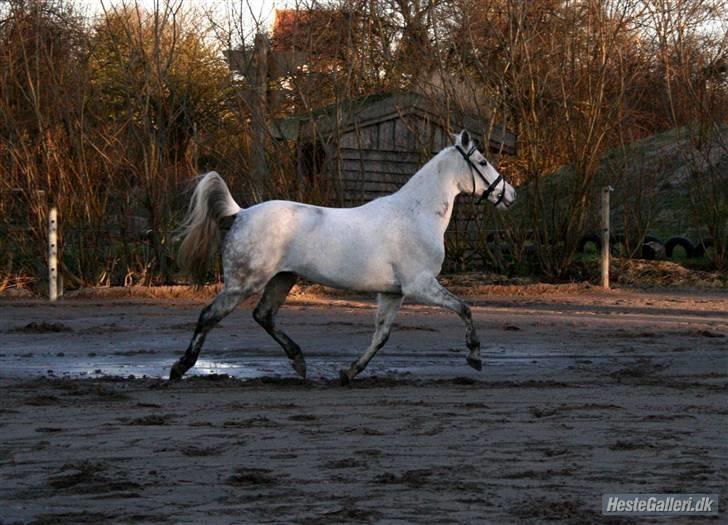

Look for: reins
[455,144,507,207]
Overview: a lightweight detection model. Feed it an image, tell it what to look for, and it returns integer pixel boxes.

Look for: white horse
[170,130,516,384]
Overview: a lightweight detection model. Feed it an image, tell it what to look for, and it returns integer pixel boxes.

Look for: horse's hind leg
[170,287,248,380]
[339,293,403,385]
[404,274,482,371]
[253,272,307,378]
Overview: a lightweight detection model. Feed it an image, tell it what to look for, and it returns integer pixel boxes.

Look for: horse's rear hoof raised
[466,356,482,371]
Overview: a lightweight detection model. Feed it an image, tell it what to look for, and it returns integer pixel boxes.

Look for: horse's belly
[273,205,410,292]
[302,273,400,293]
[285,245,400,293]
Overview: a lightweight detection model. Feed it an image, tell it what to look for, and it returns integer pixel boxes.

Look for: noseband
[455,144,507,207]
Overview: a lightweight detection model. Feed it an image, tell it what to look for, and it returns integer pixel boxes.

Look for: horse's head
[452,130,516,209]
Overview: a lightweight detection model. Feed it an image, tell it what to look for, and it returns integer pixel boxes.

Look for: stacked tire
[665,237,696,258]
[570,233,715,260]
[641,235,664,260]
[692,239,713,258]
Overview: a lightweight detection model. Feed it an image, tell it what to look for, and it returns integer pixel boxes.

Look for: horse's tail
[177,171,241,284]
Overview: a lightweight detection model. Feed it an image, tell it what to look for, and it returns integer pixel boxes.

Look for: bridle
[455,143,508,207]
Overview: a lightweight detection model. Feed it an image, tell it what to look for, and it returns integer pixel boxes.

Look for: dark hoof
[466,356,482,371]
[169,362,186,381]
[339,369,352,386]
[292,356,307,379]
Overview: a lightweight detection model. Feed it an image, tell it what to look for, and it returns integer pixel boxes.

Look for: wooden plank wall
[334,116,451,206]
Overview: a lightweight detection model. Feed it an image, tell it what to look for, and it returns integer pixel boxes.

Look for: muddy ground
[0,287,726,524]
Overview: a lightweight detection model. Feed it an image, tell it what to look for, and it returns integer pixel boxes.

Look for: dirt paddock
[0,286,726,524]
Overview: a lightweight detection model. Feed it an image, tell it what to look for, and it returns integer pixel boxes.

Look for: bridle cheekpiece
[455,143,507,207]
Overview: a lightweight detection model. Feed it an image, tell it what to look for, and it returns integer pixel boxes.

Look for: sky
[81,0,294,27]
[75,0,301,46]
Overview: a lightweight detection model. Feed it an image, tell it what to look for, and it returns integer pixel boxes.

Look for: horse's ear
[460,130,470,147]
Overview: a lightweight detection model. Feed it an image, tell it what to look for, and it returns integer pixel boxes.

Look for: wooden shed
[272,92,516,207]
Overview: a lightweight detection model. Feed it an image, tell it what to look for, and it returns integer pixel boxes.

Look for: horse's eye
[479,160,488,166]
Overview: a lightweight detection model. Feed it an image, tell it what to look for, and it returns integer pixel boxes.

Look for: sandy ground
[0,287,727,524]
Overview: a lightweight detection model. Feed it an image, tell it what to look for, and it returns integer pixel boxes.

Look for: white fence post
[49,206,58,301]
[601,186,612,289]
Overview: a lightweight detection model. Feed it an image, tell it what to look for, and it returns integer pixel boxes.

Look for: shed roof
[271,92,516,155]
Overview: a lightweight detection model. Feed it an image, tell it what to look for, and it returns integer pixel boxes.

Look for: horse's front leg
[340,293,403,385]
[404,274,482,371]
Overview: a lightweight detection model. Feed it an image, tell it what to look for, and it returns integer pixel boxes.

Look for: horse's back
[225,199,403,291]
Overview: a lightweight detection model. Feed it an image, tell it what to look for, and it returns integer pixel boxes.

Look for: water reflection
[0,350,612,380]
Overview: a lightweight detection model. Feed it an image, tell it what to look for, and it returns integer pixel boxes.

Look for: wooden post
[601,186,612,289]
[48,206,58,301]
[251,33,269,198]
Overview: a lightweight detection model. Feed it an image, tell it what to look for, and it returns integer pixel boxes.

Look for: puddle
[0,350,638,381]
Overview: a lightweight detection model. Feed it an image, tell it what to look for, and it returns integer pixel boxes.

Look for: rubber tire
[665,237,696,258]
[693,239,713,258]
[641,240,665,260]
[644,234,663,245]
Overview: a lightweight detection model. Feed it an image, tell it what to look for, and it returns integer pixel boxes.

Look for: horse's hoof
[466,356,482,371]
[169,362,186,381]
[292,356,307,379]
[339,369,352,386]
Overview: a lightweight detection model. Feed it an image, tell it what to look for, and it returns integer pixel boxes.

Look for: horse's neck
[394,152,461,233]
